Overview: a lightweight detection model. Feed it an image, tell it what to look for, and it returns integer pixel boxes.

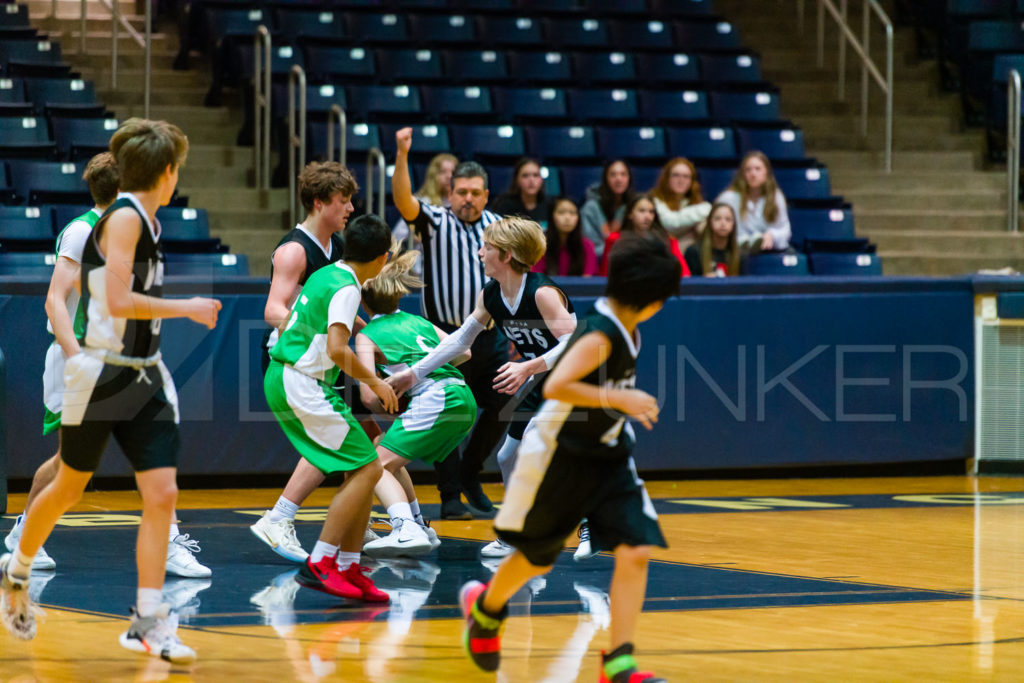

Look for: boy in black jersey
[457,234,680,683]
[0,119,221,664]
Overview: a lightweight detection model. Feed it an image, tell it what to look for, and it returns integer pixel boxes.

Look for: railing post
[144,0,151,119]
[797,0,806,35]
[327,104,347,166]
[80,0,87,55]
[111,0,118,89]
[884,18,893,173]
[817,0,825,68]
[837,0,847,100]
[287,65,307,229]
[253,26,271,191]
[365,148,386,219]
[861,0,870,136]
[0,345,6,514]
[1008,70,1020,233]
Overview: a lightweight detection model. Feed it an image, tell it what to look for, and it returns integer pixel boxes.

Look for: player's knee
[50,482,83,509]
[145,481,178,510]
[616,544,650,568]
[361,458,384,482]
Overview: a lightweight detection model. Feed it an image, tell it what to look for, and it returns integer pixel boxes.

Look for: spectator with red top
[600,195,688,277]
[533,197,599,277]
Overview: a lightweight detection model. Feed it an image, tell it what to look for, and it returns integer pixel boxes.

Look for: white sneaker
[250,512,308,562]
[420,522,441,551]
[573,523,597,562]
[480,539,514,558]
[0,553,41,640]
[573,581,610,629]
[250,570,299,635]
[162,578,212,623]
[166,534,212,578]
[119,603,196,664]
[4,517,56,571]
[363,518,433,558]
[363,524,382,546]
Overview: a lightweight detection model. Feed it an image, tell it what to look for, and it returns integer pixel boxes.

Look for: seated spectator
[581,159,636,260]
[533,197,599,277]
[715,151,791,253]
[649,157,712,253]
[600,195,688,277]
[393,152,458,244]
[491,157,552,225]
[684,202,740,277]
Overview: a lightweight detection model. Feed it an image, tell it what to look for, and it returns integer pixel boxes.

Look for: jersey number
[599,417,625,446]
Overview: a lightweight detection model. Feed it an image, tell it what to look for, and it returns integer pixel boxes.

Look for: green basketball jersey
[270,261,361,384]
[360,310,463,383]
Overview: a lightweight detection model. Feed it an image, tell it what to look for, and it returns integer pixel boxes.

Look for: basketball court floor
[1,475,1023,681]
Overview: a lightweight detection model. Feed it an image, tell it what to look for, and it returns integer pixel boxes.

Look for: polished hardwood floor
[1,475,1023,682]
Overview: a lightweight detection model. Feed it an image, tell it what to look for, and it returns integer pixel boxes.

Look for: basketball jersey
[542,297,639,459]
[482,272,575,361]
[270,261,361,384]
[47,207,101,339]
[78,193,164,358]
[360,310,463,383]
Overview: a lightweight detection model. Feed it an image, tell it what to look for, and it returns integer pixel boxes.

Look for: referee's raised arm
[393,127,421,225]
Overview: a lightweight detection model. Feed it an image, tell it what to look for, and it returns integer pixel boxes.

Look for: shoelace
[578,525,590,542]
[149,611,184,648]
[172,534,202,554]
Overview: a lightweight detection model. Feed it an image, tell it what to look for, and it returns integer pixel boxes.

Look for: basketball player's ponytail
[361,246,422,315]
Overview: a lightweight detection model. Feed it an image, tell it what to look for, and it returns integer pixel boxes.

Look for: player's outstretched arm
[354,332,389,414]
[494,287,576,394]
[104,209,221,328]
[432,324,472,366]
[329,323,397,413]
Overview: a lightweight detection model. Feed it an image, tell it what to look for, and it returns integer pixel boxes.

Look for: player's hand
[613,389,659,431]
[372,380,399,414]
[493,360,532,395]
[187,297,222,329]
[385,368,417,396]
[761,231,774,251]
[395,127,413,155]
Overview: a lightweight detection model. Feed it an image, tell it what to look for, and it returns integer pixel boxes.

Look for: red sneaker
[339,563,390,603]
[295,555,362,599]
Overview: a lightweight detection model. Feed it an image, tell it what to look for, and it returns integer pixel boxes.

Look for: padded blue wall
[0,277,978,480]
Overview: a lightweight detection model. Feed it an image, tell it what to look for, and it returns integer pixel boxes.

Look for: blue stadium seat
[204,6,273,40]
[697,166,734,199]
[461,0,515,9]
[377,48,443,81]
[568,88,639,121]
[347,84,422,118]
[597,126,667,161]
[540,164,562,197]
[968,20,1024,54]
[636,53,700,84]
[545,18,610,48]
[809,252,882,275]
[49,204,93,232]
[632,165,662,194]
[306,120,382,160]
[422,85,492,118]
[303,45,376,81]
[410,14,477,44]
[651,0,715,16]
[8,159,91,204]
[0,205,53,242]
[24,77,103,117]
[560,166,603,203]
[790,207,856,247]
[235,42,305,80]
[443,49,510,83]
[745,252,810,275]
[0,38,68,74]
[379,123,451,157]
[478,16,544,46]
[349,12,409,43]
[0,115,52,147]
[0,250,55,275]
[699,53,764,84]
[525,125,597,161]
[273,8,347,42]
[676,20,742,51]
[156,207,211,240]
[774,167,838,205]
[572,52,637,84]
[163,252,250,277]
[507,51,572,83]
[666,126,737,162]
[609,19,677,50]
[589,0,648,13]
[710,90,782,123]
[51,116,119,160]
[451,124,525,160]
[737,127,807,161]
[0,77,26,103]
[0,3,30,27]
[640,90,710,122]
[493,87,569,120]
[271,82,346,119]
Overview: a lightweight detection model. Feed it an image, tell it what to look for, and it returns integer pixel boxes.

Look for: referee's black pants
[434,325,511,501]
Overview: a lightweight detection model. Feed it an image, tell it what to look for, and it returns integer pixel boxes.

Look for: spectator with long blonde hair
[715,151,791,253]
[649,157,711,252]
[393,152,458,246]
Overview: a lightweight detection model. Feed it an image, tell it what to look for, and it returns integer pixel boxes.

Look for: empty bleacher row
[0,3,249,277]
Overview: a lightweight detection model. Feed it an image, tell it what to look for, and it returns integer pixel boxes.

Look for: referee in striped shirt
[392,126,511,520]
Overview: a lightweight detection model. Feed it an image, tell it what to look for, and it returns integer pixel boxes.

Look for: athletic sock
[336,551,360,571]
[602,642,637,680]
[136,588,163,618]
[409,500,424,525]
[10,550,33,581]
[496,436,521,484]
[310,541,338,564]
[267,496,300,524]
[387,502,414,526]
[168,523,180,540]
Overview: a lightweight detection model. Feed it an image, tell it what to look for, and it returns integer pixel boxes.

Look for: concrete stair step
[878,252,1024,276]
[830,170,1007,193]
[806,131,983,153]
[72,51,181,70]
[48,31,175,54]
[27,0,136,20]
[868,230,1024,256]
[812,150,980,171]
[796,114,959,137]
[185,144,258,169]
[178,187,289,212]
[99,86,210,108]
[209,226,289,277]
[778,80,937,103]
[82,68,207,91]
[178,164,252,188]
[840,190,1005,212]
[759,47,932,74]
[783,95,961,117]
[111,106,240,141]
[854,209,1007,231]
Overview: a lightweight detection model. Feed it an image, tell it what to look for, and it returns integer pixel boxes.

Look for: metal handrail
[327,104,347,167]
[813,0,893,172]
[287,65,307,228]
[1008,70,1021,233]
[253,26,271,191]
[82,0,150,117]
[365,148,386,219]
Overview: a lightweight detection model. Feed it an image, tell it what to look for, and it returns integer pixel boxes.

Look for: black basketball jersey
[78,194,164,358]
[270,226,344,285]
[482,272,575,361]
[545,297,639,459]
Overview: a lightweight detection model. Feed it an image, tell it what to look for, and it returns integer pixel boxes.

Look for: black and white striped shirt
[413,199,502,327]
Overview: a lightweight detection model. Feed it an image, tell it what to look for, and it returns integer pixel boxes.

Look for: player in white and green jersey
[265,214,397,601]
[355,250,477,557]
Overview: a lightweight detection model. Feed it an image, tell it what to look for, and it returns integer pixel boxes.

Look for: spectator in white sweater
[649,157,712,253]
[715,151,791,253]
